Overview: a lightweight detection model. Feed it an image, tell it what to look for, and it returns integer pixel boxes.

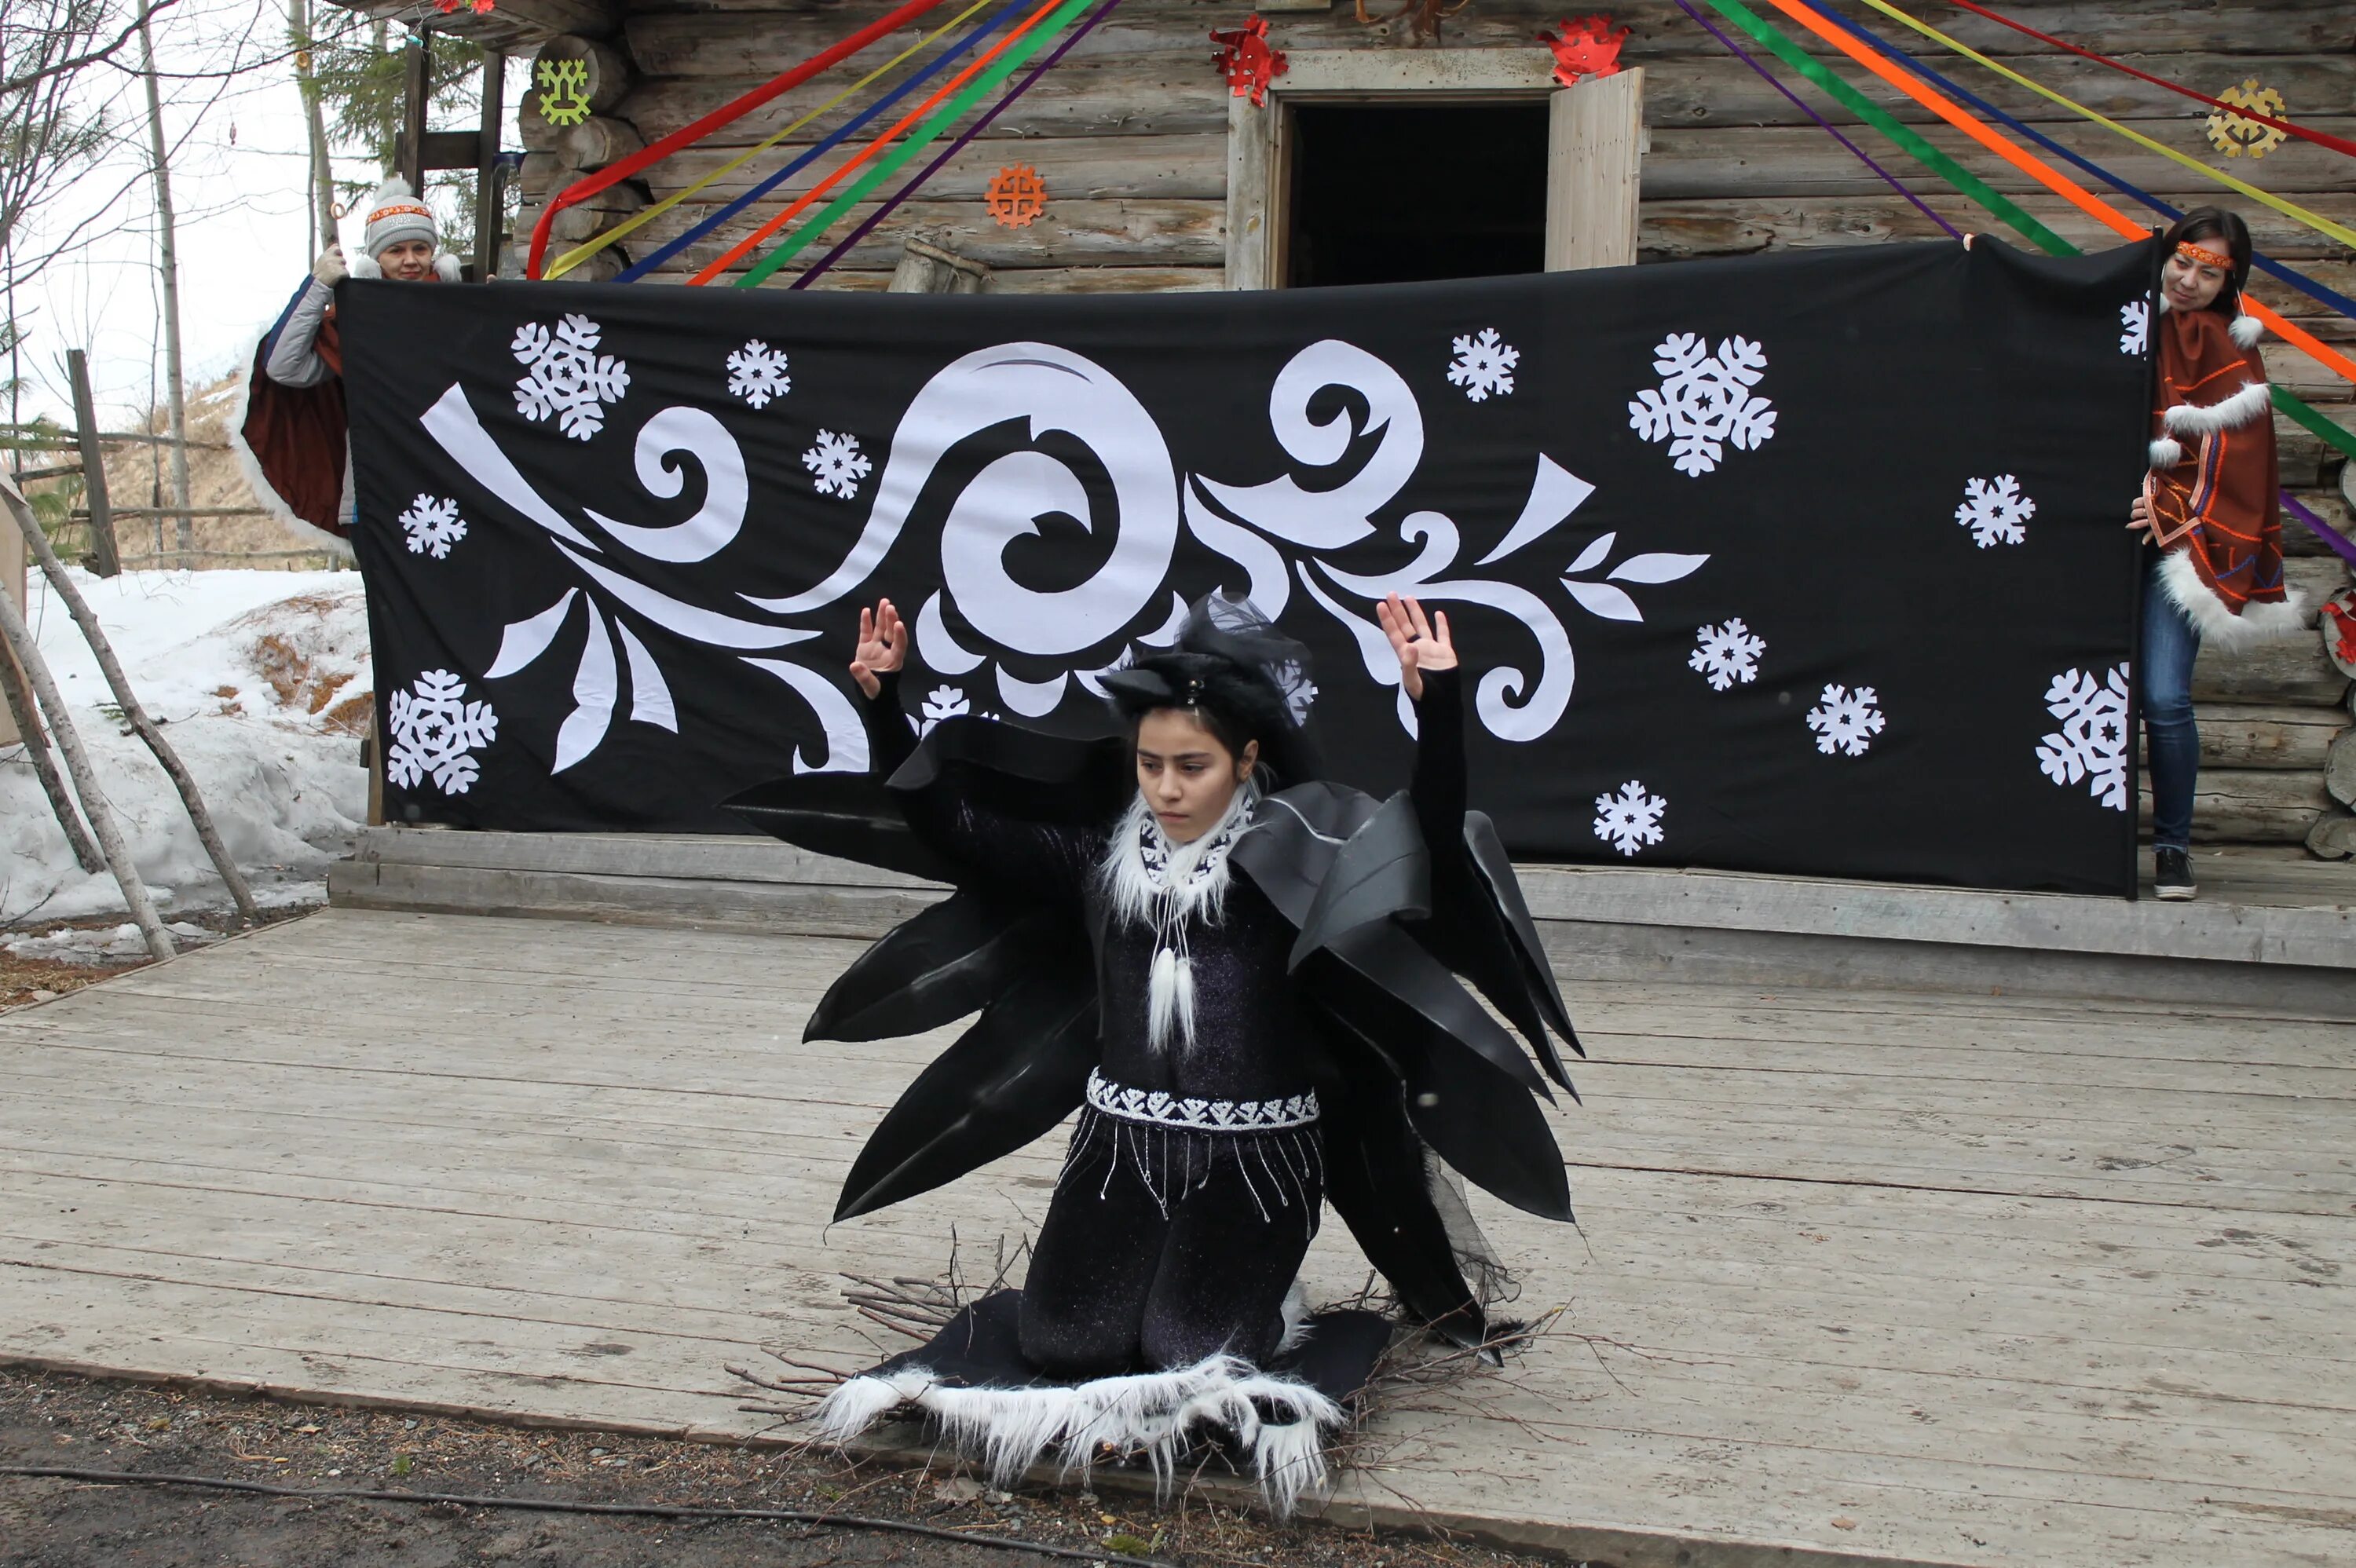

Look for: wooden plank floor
[2,909,2350,1567]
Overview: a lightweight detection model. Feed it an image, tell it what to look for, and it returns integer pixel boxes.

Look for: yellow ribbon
[1849,0,2356,254]
[543,0,1000,280]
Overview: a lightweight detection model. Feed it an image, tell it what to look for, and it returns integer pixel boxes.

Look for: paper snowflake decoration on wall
[1955,474,2036,549]
[1627,332,1776,477]
[1447,328,1520,402]
[2036,663,2131,810]
[726,340,791,408]
[512,313,629,440]
[397,494,467,559]
[1592,779,1666,857]
[1689,616,1765,690]
[1806,683,1886,758]
[386,670,498,795]
[803,430,873,499]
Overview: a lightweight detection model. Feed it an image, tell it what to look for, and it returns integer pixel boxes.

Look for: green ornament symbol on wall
[537,58,591,128]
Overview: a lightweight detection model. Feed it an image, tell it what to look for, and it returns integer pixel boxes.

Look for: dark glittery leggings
[1017,1110,1324,1379]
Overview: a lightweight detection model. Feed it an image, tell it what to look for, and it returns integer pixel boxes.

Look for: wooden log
[558,114,645,171]
[619,59,1229,146]
[651,132,1228,204]
[2285,556,2352,617]
[2154,704,2351,773]
[2282,489,2354,559]
[2277,408,2356,491]
[2193,634,2350,707]
[2139,768,2333,844]
[619,49,2356,147]
[887,235,989,294]
[1634,194,2356,265]
[2328,729,2356,809]
[620,1,2356,76]
[2306,810,2356,860]
[625,197,1224,273]
[775,265,1224,294]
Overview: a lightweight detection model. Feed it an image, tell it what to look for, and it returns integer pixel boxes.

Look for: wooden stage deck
[2,907,2351,1567]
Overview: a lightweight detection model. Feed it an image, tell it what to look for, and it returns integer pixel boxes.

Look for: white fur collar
[348,253,462,283]
[1098,785,1257,931]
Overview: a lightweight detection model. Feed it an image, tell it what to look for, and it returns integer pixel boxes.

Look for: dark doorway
[1284,103,1549,289]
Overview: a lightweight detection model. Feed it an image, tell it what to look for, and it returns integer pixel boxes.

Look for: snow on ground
[2,568,371,937]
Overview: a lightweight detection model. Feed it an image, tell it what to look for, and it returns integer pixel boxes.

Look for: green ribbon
[737,0,1092,288]
[1700,0,2356,467]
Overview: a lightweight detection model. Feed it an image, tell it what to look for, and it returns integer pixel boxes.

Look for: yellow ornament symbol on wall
[2205,79,2288,159]
[537,58,591,128]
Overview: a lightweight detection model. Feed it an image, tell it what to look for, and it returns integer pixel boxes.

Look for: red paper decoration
[1537,14,1629,86]
[2323,590,2356,677]
[1211,16,1288,108]
[434,0,496,13]
[986,164,1048,228]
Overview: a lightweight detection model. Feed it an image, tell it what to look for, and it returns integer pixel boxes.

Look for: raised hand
[849,598,907,700]
[1377,592,1456,703]
[2127,492,2155,543]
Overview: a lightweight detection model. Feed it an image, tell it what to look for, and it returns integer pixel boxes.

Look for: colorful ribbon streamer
[1670,0,1956,239]
[551,0,1002,280]
[731,0,1094,288]
[525,0,953,279]
[1935,0,2356,163]
[794,0,1128,289]
[618,0,1032,283]
[1838,0,2356,254]
[1808,1,2356,329]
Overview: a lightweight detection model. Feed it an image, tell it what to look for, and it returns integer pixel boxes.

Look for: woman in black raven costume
[730,590,1579,1513]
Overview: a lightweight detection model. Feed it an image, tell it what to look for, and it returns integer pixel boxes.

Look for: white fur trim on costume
[2155,547,2308,649]
[2162,378,2271,439]
[224,371,356,557]
[345,251,459,283]
[2230,312,2264,349]
[2147,437,2184,471]
[810,1352,1348,1517]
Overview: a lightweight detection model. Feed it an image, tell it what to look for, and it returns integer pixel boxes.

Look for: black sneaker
[2154,846,2197,901]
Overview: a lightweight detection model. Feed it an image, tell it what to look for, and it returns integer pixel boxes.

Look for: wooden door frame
[1224,52,1645,289]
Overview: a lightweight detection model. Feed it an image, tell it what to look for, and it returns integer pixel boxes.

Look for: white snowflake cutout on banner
[386,670,498,795]
[2036,663,2131,810]
[1627,332,1776,477]
[2120,298,2149,356]
[803,429,873,499]
[1806,683,1886,757]
[512,313,629,440]
[1593,779,1666,857]
[1689,616,1765,690]
[1955,473,2036,548]
[726,339,791,408]
[1446,328,1519,402]
[398,494,467,559]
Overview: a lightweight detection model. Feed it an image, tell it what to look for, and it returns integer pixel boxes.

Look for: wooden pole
[5,479,262,927]
[137,16,194,568]
[65,351,121,577]
[1546,66,1645,272]
[0,630,104,874]
[399,28,430,196]
[0,480,174,959]
[474,47,506,279]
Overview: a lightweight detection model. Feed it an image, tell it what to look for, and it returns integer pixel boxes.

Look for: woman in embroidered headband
[2128,207,2303,901]
[729,590,1577,1514]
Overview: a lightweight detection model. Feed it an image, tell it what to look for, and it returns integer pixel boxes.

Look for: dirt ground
[0,1368,1578,1568]
[0,908,309,1013]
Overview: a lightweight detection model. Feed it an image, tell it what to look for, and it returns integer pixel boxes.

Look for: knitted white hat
[360,176,437,258]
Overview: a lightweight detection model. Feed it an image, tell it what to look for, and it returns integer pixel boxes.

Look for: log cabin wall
[499,0,2354,853]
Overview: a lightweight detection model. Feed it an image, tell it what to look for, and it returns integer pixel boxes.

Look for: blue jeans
[2142,555,2202,852]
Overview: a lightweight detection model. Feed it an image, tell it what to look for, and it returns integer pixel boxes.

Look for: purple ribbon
[2279,488,2356,572]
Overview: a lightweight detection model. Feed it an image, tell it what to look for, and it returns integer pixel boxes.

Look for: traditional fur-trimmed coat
[2143,298,2303,645]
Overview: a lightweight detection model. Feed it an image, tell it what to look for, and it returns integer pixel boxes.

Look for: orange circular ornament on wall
[986,164,1047,228]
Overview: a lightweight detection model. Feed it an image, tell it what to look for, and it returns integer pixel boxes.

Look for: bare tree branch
[0,0,176,99]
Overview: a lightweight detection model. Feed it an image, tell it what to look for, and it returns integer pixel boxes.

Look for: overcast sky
[10,0,519,432]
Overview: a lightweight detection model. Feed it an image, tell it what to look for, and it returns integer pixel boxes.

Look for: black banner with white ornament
[340,238,2153,894]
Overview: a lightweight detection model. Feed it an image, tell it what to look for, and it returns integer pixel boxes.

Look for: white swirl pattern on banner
[419,326,1716,785]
